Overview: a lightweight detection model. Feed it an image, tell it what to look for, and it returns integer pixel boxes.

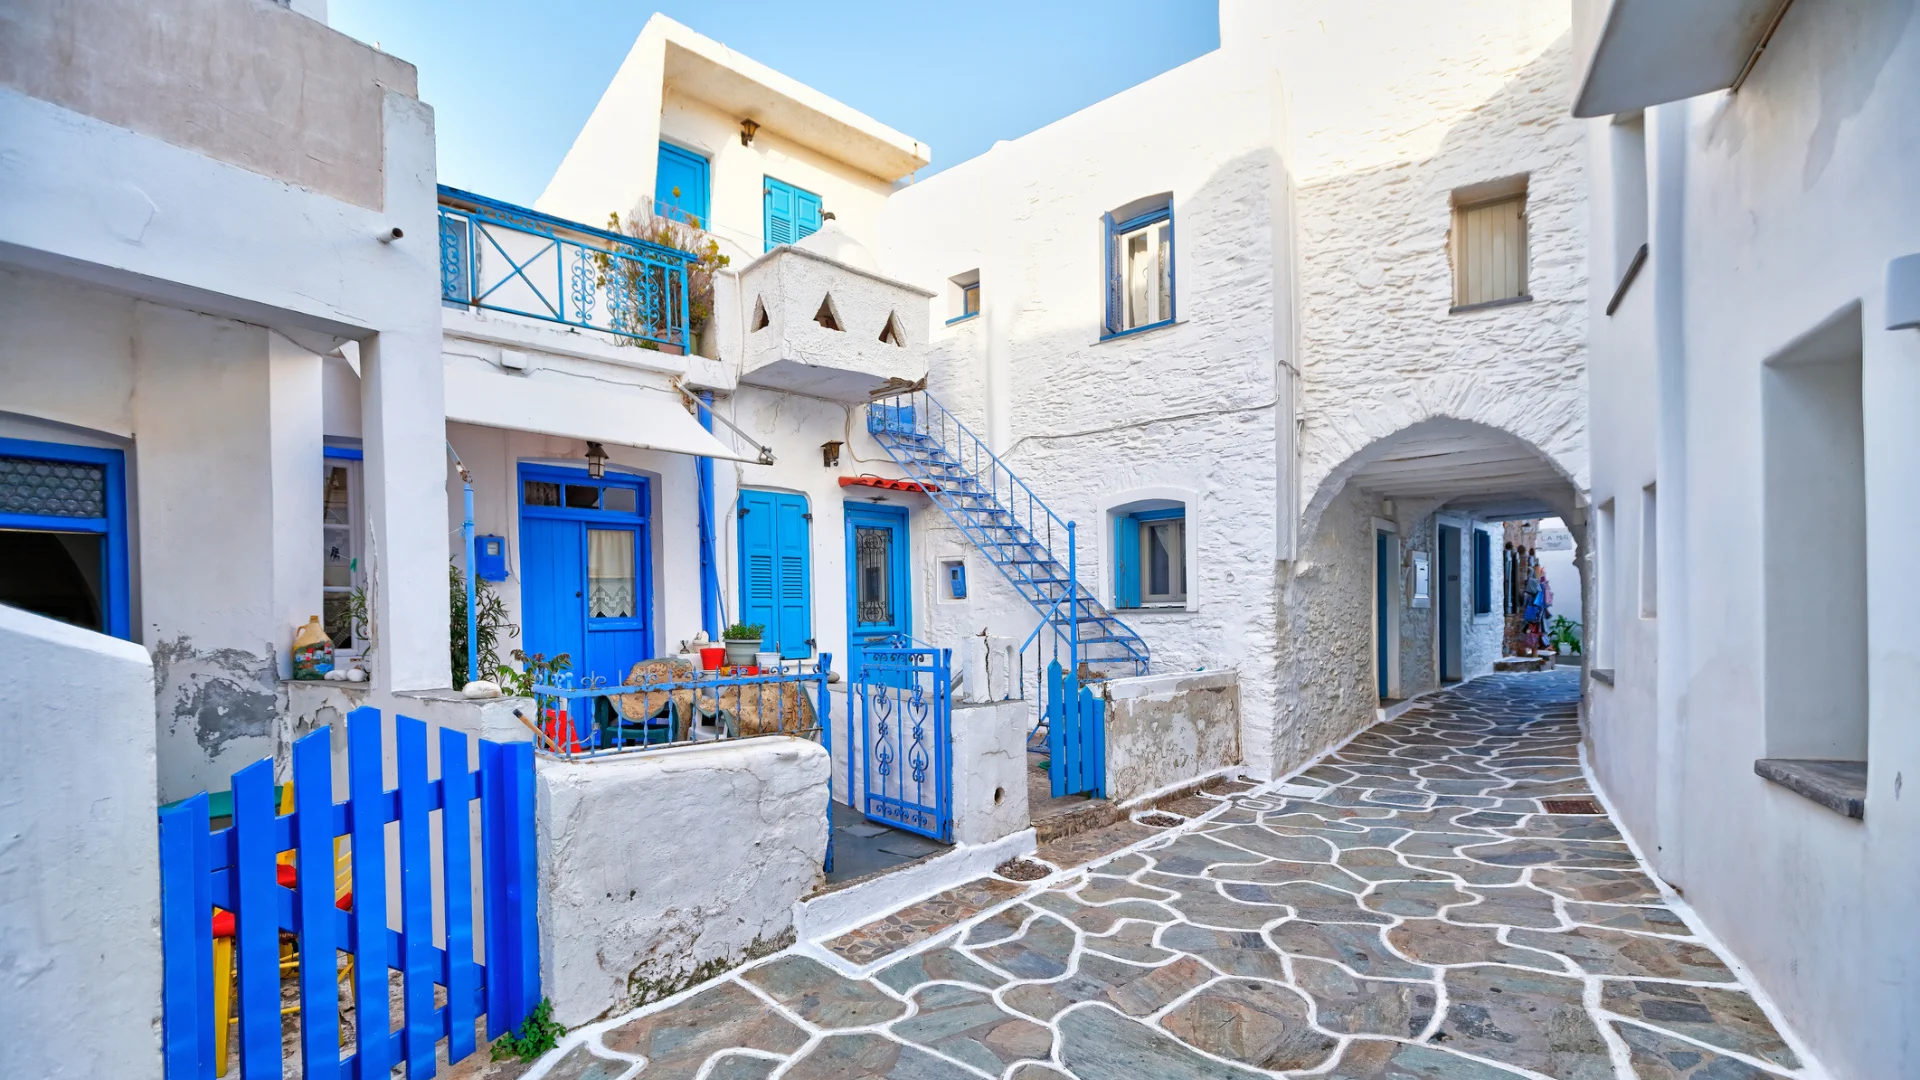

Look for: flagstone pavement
[525,670,1817,1080]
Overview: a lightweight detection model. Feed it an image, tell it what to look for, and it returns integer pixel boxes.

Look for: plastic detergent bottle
[292,615,335,680]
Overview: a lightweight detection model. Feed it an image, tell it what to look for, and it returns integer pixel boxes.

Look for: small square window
[1450,177,1529,310]
[602,485,638,513]
[523,480,561,507]
[564,484,601,510]
[1113,503,1186,609]
[962,282,980,316]
[947,270,981,324]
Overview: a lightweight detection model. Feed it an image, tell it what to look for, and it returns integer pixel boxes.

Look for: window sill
[1115,605,1193,617]
[1448,295,1532,315]
[944,312,980,326]
[1754,758,1866,820]
[1589,667,1614,686]
[1097,318,1181,343]
[1605,243,1648,316]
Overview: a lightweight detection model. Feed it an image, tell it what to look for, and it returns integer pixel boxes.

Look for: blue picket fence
[157,706,540,1079]
[1045,658,1107,799]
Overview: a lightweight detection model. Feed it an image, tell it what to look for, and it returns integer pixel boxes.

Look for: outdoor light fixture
[821,440,843,467]
[585,441,608,479]
[740,119,760,146]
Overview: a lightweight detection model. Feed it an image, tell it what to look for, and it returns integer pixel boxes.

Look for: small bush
[491,998,564,1062]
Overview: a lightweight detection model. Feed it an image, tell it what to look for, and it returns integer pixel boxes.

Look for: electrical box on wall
[475,534,509,581]
[948,561,968,599]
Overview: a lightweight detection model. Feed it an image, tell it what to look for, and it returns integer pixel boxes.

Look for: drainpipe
[695,391,722,640]
[446,441,478,685]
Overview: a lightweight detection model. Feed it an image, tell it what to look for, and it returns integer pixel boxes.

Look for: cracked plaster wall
[1102,670,1242,805]
[534,736,830,1028]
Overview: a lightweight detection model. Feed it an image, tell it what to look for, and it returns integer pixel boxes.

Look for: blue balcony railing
[437,186,695,349]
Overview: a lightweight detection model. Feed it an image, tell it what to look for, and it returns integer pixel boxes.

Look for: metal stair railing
[865,388,1150,706]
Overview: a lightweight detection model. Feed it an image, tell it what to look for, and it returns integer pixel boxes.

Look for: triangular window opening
[879,311,906,347]
[813,294,843,331]
[750,296,770,332]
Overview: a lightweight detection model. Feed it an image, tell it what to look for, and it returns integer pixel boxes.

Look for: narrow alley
[522,671,1808,1080]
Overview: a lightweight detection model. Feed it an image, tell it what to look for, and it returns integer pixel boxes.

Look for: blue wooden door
[518,467,652,693]
[1438,524,1461,682]
[1376,531,1390,698]
[518,517,585,671]
[738,489,813,659]
[844,503,911,683]
[655,143,710,227]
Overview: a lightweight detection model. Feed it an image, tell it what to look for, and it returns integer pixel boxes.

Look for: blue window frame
[656,142,711,228]
[1103,197,1176,338]
[1473,529,1493,615]
[764,177,823,251]
[738,489,813,659]
[0,436,131,639]
[1113,506,1185,609]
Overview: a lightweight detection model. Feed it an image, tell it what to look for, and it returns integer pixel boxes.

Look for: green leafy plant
[722,621,765,641]
[498,649,572,697]
[1547,615,1583,654]
[450,560,519,689]
[491,998,564,1062]
[600,209,731,339]
[342,585,373,663]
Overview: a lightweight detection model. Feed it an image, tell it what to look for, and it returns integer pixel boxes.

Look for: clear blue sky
[330,0,1220,206]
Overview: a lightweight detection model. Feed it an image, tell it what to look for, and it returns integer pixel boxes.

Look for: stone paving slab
[538,672,1820,1080]
[823,876,1026,965]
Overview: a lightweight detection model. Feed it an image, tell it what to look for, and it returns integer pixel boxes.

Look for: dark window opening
[0,530,105,632]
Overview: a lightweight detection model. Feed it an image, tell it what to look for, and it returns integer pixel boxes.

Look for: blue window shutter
[773,495,813,659]
[764,178,823,252]
[737,490,778,638]
[794,188,822,242]
[1114,514,1141,609]
[1473,530,1493,615]
[1102,212,1123,336]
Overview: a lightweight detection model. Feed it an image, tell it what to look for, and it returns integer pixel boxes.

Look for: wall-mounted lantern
[740,119,760,147]
[585,441,608,479]
[821,440,843,467]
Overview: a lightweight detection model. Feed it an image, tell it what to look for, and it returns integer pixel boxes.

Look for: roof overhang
[445,364,762,464]
[659,26,930,182]
[1572,0,1796,118]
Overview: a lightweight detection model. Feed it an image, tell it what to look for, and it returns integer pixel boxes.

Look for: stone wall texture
[534,737,830,1027]
[1102,670,1242,804]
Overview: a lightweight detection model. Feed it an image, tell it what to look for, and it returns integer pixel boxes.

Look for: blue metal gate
[853,640,953,841]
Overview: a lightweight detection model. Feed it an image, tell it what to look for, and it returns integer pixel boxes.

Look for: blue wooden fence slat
[1046,660,1066,799]
[396,716,437,1078]
[347,706,391,1079]
[1090,692,1108,799]
[509,740,541,1016]
[159,794,212,1078]
[293,729,341,1079]
[232,759,284,1078]
[440,726,479,1064]
[479,739,508,1039]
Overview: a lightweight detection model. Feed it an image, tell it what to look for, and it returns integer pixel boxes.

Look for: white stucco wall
[949,698,1031,846]
[534,737,829,1028]
[1579,1,1920,1075]
[0,607,162,1080]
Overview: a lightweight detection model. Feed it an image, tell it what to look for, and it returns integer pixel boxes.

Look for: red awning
[838,476,939,494]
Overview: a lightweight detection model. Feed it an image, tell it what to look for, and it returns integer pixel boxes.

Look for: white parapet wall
[1102,669,1242,805]
[949,698,1031,846]
[534,736,830,1028]
[0,606,163,1080]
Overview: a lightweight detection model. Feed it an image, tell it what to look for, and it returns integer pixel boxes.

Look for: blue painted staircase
[865,388,1149,687]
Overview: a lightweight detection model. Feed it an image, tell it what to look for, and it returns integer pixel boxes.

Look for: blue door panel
[1375,532,1389,699]
[844,503,911,686]
[656,143,710,227]
[521,517,585,669]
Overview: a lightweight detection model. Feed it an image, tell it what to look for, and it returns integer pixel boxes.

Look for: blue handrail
[437,186,695,349]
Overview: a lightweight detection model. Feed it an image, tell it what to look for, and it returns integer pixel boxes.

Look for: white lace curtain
[587,528,635,618]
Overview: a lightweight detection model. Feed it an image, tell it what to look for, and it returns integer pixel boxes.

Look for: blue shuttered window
[764,177,823,252]
[656,142,711,227]
[738,489,813,658]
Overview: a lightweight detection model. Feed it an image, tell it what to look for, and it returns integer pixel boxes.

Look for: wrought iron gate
[852,640,953,841]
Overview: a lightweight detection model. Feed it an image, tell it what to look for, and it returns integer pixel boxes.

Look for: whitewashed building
[1574,0,1920,1075]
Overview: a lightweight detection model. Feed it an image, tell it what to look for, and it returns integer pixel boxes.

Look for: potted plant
[1546,615,1583,655]
[722,622,764,667]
